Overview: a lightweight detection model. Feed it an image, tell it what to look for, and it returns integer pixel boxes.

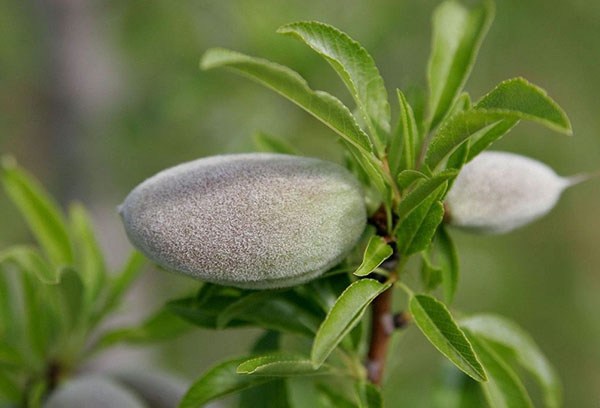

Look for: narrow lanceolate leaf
[101,251,147,316]
[97,308,191,349]
[475,77,572,134]
[237,354,331,376]
[311,279,391,367]
[462,314,561,408]
[465,332,533,408]
[216,291,281,329]
[410,294,486,382]
[253,131,300,155]
[69,203,106,304]
[278,21,391,154]
[354,382,383,408]
[397,199,444,256]
[180,357,273,408]
[353,236,393,277]
[426,0,494,130]
[0,157,73,268]
[396,89,419,170]
[0,246,58,284]
[420,250,442,292]
[201,48,372,153]
[436,227,459,304]
[395,169,457,225]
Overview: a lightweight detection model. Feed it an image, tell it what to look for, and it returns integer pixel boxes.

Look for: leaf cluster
[181,0,571,406]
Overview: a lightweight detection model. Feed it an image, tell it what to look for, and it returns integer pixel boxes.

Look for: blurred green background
[1,0,598,406]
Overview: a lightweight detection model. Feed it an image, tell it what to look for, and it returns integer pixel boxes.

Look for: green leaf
[0,246,58,284]
[238,292,322,337]
[426,77,572,168]
[179,357,273,408]
[101,251,147,316]
[426,0,494,130]
[402,201,444,256]
[465,332,533,408]
[0,341,23,368]
[278,21,391,154]
[237,354,331,376]
[201,48,372,153]
[0,157,73,268]
[239,332,290,408]
[96,308,192,349]
[436,227,459,304]
[353,236,393,277]
[286,378,321,408]
[461,314,561,408]
[253,131,300,155]
[475,77,572,134]
[409,294,486,382]
[19,270,60,361]
[0,372,21,403]
[318,384,358,408]
[396,170,428,191]
[420,250,442,292]
[311,279,390,367]
[69,203,106,305]
[396,89,419,170]
[434,365,487,408]
[354,382,382,408]
[216,291,283,329]
[395,169,456,225]
[464,119,517,163]
[318,384,357,408]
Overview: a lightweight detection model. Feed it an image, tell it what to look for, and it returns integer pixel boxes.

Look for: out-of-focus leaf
[462,314,561,407]
[96,308,192,349]
[426,0,494,129]
[238,354,331,376]
[465,332,533,408]
[420,250,442,292]
[287,378,321,408]
[433,365,487,408]
[353,236,393,277]
[0,372,21,403]
[311,279,390,367]
[0,246,58,284]
[410,294,486,382]
[69,203,106,306]
[253,131,300,155]
[278,21,391,154]
[240,331,289,408]
[0,341,23,368]
[216,291,282,329]
[25,379,46,408]
[101,251,147,316]
[395,169,457,225]
[436,227,459,304]
[201,48,372,153]
[318,384,357,408]
[0,156,73,268]
[179,357,273,408]
[354,382,382,408]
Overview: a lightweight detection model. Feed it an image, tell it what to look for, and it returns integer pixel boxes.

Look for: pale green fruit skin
[446,151,570,234]
[44,376,146,408]
[119,153,366,289]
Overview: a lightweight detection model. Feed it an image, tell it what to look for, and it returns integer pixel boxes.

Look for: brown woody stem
[366,283,394,384]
